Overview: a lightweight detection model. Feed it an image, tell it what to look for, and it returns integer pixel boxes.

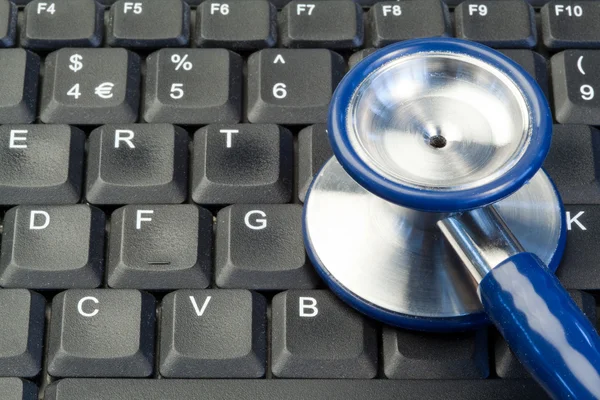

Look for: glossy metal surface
[347,52,531,191]
[437,207,524,283]
[304,158,564,327]
[480,253,600,399]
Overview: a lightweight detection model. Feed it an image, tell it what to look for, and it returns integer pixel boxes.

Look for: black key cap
[0,290,45,377]
[191,124,293,204]
[108,205,212,289]
[40,48,140,124]
[382,327,489,379]
[0,205,105,289]
[551,50,600,124]
[298,124,333,202]
[272,290,377,378]
[556,205,600,290]
[495,290,596,378]
[280,0,363,49]
[0,125,84,205]
[21,0,103,50]
[498,50,549,97]
[543,125,600,204]
[160,289,267,378]
[367,0,450,47]
[542,1,600,49]
[0,0,17,47]
[196,0,277,50]
[108,0,190,49]
[143,49,242,124]
[44,379,552,400]
[86,124,188,204]
[215,204,318,289]
[0,378,37,400]
[246,49,345,124]
[348,48,377,69]
[455,0,536,48]
[0,49,39,123]
[47,289,155,377]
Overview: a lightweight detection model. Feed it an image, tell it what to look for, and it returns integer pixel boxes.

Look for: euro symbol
[94,82,115,99]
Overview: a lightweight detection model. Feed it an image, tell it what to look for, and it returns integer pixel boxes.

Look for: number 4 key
[551,50,600,124]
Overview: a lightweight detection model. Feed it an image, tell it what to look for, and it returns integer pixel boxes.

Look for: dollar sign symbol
[69,54,83,72]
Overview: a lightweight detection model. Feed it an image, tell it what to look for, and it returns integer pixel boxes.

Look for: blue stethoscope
[303,38,600,399]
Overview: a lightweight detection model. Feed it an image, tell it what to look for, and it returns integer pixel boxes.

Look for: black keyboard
[0,0,598,399]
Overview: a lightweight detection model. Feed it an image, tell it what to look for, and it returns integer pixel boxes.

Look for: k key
[21,0,103,50]
[191,124,293,204]
[40,48,140,124]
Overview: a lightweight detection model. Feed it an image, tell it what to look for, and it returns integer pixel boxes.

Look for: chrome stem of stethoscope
[304,38,600,399]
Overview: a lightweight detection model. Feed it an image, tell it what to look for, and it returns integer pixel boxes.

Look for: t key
[551,50,600,124]
[271,290,378,378]
[215,205,318,290]
[0,125,85,205]
[47,289,156,377]
[86,124,188,204]
[143,49,242,124]
[160,290,267,378]
[22,0,103,50]
[40,48,141,124]
[108,205,213,289]
[542,1,600,49]
[0,205,105,289]
[108,0,191,49]
[280,0,363,49]
[246,49,345,124]
[455,0,537,48]
[191,124,293,204]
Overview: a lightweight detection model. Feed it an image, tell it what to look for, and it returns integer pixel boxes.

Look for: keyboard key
[543,125,600,204]
[455,0,536,48]
[555,205,600,290]
[551,50,600,124]
[298,124,333,202]
[367,0,450,47]
[108,205,212,289]
[246,49,345,124]
[271,290,377,378]
[0,49,39,123]
[348,48,377,69]
[495,290,596,378]
[143,49,242,124]
[498,50,549,97]
[0,205,105,289]
[21,0,103,50]
[280,0,363,49]
[0,125,84,205]
[541,1,600,49]
[0,290,45,377]
[47,289,155,378]
[0,378,37,400]
[215,204,318,289]
[44,379,551,400]
[160,289,267,378]
[196,0,277,50]
[382,327,489,379]
[0,0,17,47]
[40,48,141,124]
[86,124,188,204]
[108,0,190,49]
[191,124,293,204]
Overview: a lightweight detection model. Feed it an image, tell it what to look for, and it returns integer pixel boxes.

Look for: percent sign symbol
[171,54,193,71]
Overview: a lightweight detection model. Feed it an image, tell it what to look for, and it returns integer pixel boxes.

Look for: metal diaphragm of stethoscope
[303,38,600,399]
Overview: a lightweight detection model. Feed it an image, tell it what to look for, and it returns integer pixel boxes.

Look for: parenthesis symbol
[577,56,586,75]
